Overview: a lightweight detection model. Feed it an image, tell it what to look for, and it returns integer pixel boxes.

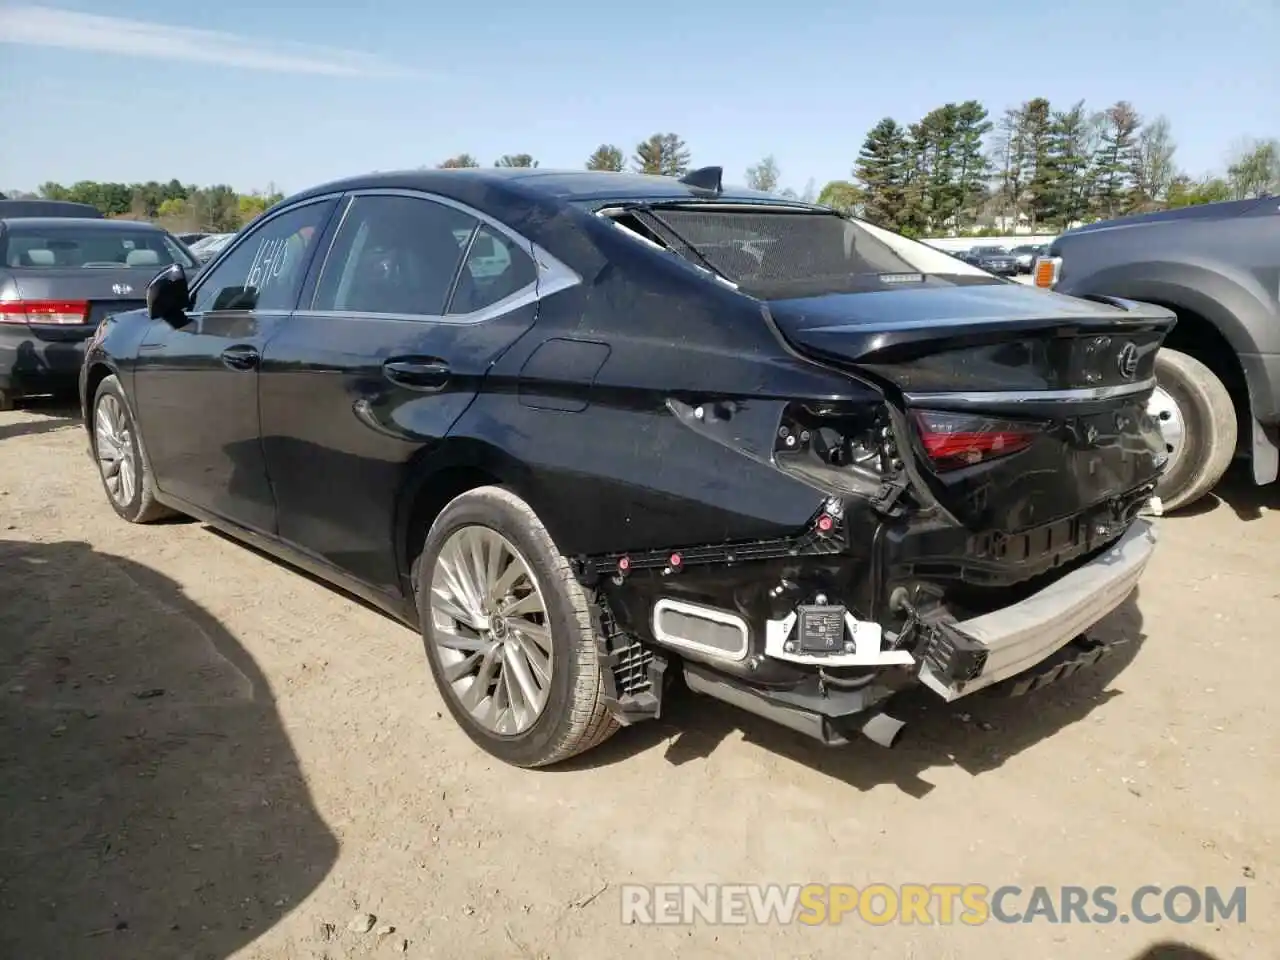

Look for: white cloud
[0,4,415,77]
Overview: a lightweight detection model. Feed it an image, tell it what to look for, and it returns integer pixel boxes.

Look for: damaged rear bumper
[916,518,1155,699]
[591,513,1157,747]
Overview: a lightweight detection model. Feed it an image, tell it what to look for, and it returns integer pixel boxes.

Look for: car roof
[286,167,805,209]
[0,199,103,219]
[0,217,168,231]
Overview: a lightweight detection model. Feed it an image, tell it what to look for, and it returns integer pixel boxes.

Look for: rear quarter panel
[444,221,884,558]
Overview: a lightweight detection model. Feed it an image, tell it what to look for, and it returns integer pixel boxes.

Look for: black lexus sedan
[80,167,1167,767]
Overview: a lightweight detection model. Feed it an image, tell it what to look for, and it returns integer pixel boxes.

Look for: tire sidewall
[92,376,145,522]
[416,488,585,766]
[1153,354,1226,507]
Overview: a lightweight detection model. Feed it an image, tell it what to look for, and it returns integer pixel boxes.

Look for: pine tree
[633,134,691,177]
[438,154,480,169]
[1091,101,1141,220]
[952,101,993,230]
[745,155,781,193]
[1040,101,1095,229]
[854,118,910,230]
[585,145,625,171]
[1020,98,1054,230]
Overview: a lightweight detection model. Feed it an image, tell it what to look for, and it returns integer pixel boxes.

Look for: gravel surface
[1,400,1275,959]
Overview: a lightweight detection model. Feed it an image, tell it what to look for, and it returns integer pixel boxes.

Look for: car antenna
[679,166,723,194]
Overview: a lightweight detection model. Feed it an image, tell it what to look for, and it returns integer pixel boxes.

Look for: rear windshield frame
[593,201,996,299]
[1,222,196,270]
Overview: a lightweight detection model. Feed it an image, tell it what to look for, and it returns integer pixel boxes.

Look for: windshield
[2,223,195,269]
[604,204,992,299]
[191,233,232,253]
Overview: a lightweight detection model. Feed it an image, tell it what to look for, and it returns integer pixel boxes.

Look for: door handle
[383,358,451,391]
[221,344,260,371]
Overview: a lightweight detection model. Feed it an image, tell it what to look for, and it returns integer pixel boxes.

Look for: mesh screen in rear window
[639,208,969,299]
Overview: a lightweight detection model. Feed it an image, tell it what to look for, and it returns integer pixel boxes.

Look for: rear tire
[415,485,618,767]
[91,375,175,523]
[1151,348,1237,511]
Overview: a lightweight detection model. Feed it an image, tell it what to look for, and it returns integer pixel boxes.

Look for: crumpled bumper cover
[917,518,1157,701]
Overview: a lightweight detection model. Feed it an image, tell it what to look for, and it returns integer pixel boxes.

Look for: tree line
[11,114,1275,238]
[4,179,285,233]
[837,99,1277,235]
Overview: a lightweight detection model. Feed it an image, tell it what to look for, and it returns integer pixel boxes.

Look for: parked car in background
[1036,197,1279,511]
[188,232,235,264]
[960,245,1019,276]
[0,217,197,409]
[178,232,209,245]
[0,199,103,219]
[1010,243,1047,274]
[81,166,1165,768]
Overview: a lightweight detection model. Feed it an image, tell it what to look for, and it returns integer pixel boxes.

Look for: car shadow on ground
[562,591,1146,798]
[1129,944,1224,960]
[1173,462,1278,522]
[0,538,338,960]
[0,396,82,442]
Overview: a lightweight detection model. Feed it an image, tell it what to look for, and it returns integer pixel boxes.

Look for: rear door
[258,191,544,593]
[131,197,339,531]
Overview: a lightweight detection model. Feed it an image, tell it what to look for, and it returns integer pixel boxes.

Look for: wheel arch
[82,361,117,432]
[394,437,543,603]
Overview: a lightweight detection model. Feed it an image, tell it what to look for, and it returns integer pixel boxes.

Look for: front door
[258,191,543,592]
[131,197,339,532]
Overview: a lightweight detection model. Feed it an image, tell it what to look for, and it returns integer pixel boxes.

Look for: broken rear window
[601,205,990,299]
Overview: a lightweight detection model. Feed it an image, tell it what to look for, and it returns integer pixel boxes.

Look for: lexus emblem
[1117,342,1139,380]
[112,283,132,296]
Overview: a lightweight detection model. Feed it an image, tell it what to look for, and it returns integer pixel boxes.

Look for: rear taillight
[0,299,90,325]
[1033,256,1061,289]
[913,410,1040,472]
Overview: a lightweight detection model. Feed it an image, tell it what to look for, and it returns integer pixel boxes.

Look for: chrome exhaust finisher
[861,712,907,749]
[651,598,750,664]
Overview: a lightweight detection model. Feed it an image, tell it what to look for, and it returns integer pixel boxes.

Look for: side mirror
[147,264,190,324]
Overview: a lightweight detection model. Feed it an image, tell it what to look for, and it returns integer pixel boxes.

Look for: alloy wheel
[1147,385,1185,474]
[429,525,554,735]
[95,394,138,507]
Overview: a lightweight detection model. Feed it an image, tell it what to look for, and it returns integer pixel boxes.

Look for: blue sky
[0,0,1275,196]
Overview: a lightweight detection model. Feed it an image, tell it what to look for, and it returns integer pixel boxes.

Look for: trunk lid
[3,267,155,341]
[766,284,1174,531]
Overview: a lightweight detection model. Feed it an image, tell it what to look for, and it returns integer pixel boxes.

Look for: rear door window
[312,195,476,316]
[446,226,537,315]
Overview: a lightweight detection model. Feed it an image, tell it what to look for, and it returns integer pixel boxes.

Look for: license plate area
[796,604,847,653]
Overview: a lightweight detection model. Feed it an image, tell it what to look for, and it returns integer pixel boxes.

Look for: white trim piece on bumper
[765,611,916,667]
[918,518,1157,701]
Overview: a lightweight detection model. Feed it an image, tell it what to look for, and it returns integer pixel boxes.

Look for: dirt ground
[1,400,1276,960]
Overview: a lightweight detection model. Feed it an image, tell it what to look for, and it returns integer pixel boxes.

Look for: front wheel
[415,485,618,767]
[1149,349,1237,511]
[91,375,175,523]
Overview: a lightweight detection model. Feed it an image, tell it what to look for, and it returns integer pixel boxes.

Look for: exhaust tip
[861,712,907,749]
